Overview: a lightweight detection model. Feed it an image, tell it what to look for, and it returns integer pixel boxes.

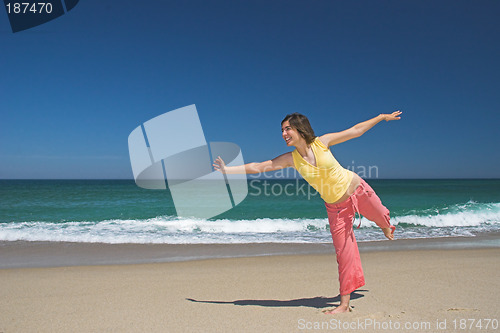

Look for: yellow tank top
[292,137,353,203]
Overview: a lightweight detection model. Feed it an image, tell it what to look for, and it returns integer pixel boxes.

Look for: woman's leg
[324,201,365,313]
[355,179,395,240]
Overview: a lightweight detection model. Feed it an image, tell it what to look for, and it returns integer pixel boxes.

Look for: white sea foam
[392,202,500,227]
[1,202,499,244]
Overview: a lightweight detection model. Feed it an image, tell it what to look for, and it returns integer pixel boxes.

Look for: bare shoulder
[317,135,331,147]
[271,151,294,168]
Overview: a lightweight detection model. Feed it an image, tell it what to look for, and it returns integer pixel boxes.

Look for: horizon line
[1,177,500,181]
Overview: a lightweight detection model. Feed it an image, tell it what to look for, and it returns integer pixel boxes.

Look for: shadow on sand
[187,290,366,309]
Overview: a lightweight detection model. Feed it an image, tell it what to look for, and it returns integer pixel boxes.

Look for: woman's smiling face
[281,120,303,146]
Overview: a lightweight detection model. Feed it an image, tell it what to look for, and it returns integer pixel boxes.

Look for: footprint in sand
[447,308,479,312]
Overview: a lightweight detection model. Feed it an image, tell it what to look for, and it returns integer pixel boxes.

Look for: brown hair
[281,113,316,144]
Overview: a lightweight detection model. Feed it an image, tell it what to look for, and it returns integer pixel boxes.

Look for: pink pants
[324,178,391,296]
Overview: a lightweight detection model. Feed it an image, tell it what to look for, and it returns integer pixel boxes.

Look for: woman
[213,111,402,314]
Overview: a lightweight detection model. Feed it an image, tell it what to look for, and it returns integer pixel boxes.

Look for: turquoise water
[1,179,499,244]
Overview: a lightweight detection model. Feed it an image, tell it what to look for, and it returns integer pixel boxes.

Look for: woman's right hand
[213,156,226,173]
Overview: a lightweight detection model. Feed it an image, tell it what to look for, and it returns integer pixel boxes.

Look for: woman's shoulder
[314,136,329,149]
[273,151,295,169]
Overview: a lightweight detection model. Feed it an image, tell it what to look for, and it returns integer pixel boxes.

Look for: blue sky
[1,0,499,179]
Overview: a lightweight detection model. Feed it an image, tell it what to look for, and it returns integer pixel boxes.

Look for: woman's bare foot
[323,294,351,314]
[382,226,396,240]
[323,305,351,314]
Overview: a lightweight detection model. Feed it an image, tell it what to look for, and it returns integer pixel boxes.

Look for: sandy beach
[1,239,499,332]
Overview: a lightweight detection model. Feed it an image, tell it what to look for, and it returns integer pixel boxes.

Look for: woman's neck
[294,139,310,157]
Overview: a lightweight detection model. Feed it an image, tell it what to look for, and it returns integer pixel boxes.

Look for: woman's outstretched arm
[213,152,293,174]
[320,111,402,147]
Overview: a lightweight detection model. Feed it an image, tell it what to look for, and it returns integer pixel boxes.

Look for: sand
[1,240,499,332]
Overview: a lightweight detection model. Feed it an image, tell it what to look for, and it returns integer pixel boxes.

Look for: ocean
[1,179,500,244]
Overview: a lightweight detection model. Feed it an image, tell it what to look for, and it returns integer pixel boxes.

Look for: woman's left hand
[383,110,402,121]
